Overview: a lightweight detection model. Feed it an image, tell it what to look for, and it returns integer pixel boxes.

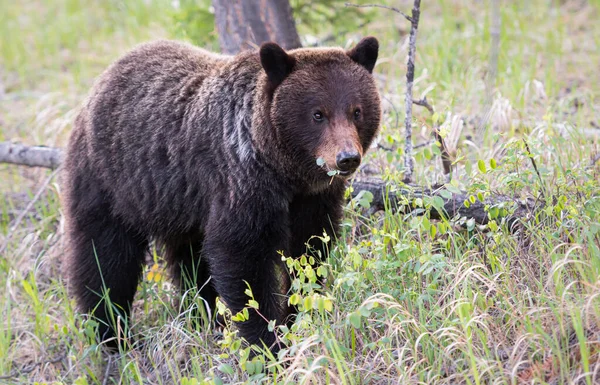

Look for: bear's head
[257,37,381,189]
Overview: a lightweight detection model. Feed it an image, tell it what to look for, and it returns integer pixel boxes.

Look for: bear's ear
[260,42,296,88]
[347,36,379,73]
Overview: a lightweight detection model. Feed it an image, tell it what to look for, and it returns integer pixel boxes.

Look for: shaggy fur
[62,37,381,352]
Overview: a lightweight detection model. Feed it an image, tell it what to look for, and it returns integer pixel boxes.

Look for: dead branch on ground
[352,177,534,231]
[0,142,62,169]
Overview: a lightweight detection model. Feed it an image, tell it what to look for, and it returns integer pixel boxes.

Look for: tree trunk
[212,0,302,54]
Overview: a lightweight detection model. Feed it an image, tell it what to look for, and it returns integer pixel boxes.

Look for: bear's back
[99,40,229,89]
[86,40,230,130]
[66,41,237,233]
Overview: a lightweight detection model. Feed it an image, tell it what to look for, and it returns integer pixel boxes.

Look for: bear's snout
[336,150,361,175]
[316,119,364,177]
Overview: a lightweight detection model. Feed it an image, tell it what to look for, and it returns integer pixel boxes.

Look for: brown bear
[62,37,381,353]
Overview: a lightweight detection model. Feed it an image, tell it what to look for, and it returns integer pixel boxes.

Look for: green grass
[1,0,599,383]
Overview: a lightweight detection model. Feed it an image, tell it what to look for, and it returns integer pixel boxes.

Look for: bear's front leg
[289,181,346,261]
[202,198,291,353]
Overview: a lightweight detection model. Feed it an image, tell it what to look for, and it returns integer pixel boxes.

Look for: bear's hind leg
[66,208,147,349]
[164,236,218,321]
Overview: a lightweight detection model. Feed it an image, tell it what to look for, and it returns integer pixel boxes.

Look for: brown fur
[61,38,381,353]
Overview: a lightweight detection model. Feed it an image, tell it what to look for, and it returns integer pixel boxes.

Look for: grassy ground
[1,0,599,384]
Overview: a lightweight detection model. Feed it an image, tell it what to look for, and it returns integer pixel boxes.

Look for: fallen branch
[0,142,62,169]
[351,177,534,230]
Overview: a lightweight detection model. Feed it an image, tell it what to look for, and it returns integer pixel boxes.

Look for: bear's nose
[336,151,361,172]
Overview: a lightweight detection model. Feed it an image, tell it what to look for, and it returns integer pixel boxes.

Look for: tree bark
[212,0,302,54]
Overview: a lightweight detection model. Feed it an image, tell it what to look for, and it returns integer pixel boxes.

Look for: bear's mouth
[315,158,357,179]
[337,170,353,177]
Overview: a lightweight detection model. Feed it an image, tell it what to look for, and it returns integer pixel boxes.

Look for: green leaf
[218,363,235,375]
[432,196,445,212]
[232,308,249,322]
[424,147,432,160]
[478,159,487,173]
[317,265,328,278]
[446,183,462,194]
[316,297,324,312]
[358,190,374,208]
[22,280,35,299]
[465,160,472,175]
[422,216,431,230]
[289,293,301,306]
[349,312,362,328]
[430,224,437,237]
[253,360,263,374]
[323,298,333,312]
[490,158,497,169]
[466,218,476,231]
[439,189,453,199]
[303,296,313,311]
[489,206,499,219]
[359,306,371,317]
[438,221,447,234]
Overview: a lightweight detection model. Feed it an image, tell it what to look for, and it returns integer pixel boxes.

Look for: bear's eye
[313,111,324,122]
[354,108,361,119]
